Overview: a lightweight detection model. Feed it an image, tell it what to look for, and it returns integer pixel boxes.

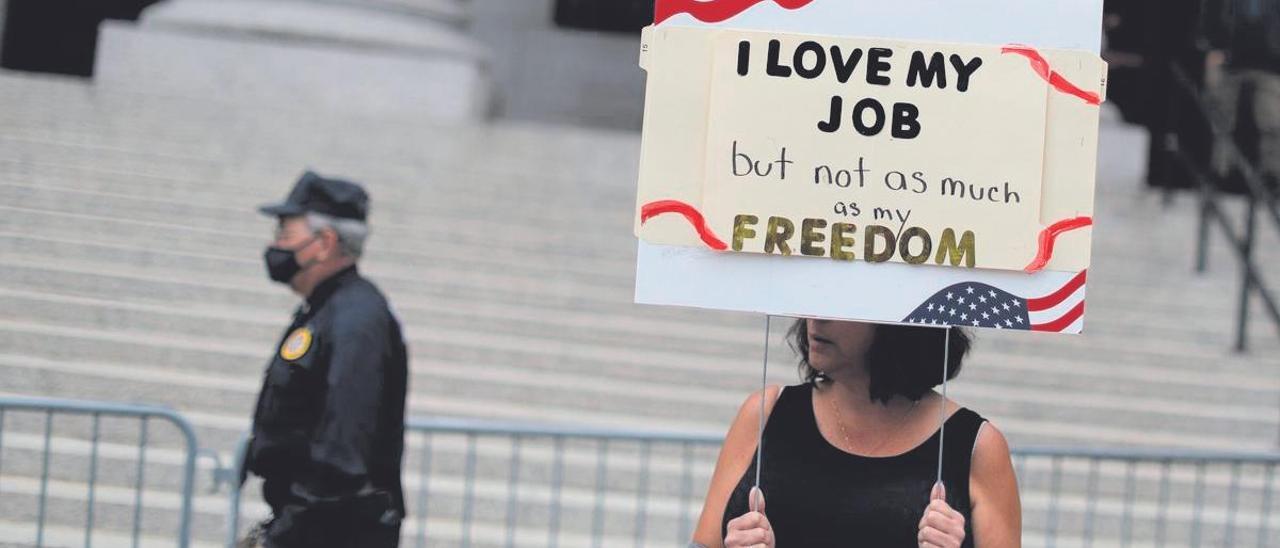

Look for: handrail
[1165,60,1280,350]
[1170,145,1280,337]
[1168,62,1280,229]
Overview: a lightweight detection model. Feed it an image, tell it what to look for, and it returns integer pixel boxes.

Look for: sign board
[634,0,1106,333]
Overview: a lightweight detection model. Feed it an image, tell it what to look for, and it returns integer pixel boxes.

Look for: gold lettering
[732,214,759,252]
[800,218,828,257]
[898,227,933,264]
[864,225,896,262]
[830,222,856,261]
[764,216,795,255]
[934,228,976,267]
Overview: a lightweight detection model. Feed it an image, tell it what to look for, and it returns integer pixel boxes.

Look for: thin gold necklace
[825,384,921,456]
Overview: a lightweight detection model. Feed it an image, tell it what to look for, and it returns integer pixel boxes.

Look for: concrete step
[2,161,1274,282]
[0,241,1274,381]
[299,0,473,28]
[1,276,1275,411]
[0,186,1272,340]
[0,125,1269,268]
[0,135,1259,253]
[1,317,1274,452]
[0,248,1274,400]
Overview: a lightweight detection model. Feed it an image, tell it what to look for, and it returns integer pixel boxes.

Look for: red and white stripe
[1027,270,1087,333]
[654,0,815,25]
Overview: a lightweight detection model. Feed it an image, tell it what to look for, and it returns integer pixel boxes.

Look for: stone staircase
[0,56,1277,547]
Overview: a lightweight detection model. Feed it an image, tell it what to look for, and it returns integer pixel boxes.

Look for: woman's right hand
[724,487,775,548]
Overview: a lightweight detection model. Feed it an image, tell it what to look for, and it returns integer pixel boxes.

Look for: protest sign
[634,0,1106,333]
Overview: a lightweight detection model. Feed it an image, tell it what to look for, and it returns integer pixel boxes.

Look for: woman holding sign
[690,319,1021,548]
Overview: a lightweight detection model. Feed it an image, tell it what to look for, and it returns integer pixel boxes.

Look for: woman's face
[806,319,876,376]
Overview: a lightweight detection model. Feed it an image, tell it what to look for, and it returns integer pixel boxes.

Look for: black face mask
[264,236,318,284]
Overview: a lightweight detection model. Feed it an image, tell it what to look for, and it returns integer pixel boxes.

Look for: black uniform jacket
[247,266,408,545]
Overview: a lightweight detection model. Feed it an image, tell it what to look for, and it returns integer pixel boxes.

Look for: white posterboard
[634,0,1104,334]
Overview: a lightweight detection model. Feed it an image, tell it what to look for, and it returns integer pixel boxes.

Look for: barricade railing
[1013,445,1278,548]
[219,417,1280,548]
[3,396,1273,547]
[0,395,206,548]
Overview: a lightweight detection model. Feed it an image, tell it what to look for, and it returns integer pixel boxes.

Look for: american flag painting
[901,270,1087,333]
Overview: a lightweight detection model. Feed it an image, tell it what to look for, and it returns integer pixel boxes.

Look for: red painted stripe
[1027,269,1087,312]
[654,0,815,25]
[640,200,729,251]
[1023,216,1093,273]
[1031,300,1085,332]
[1001,45,1102,106]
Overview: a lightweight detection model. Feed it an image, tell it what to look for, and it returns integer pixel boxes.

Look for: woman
[690,319,1021,548]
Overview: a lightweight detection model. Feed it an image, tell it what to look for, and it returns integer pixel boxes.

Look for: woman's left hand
[918,482,966,548]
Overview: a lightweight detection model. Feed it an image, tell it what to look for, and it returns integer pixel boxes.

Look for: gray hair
[306,212,369,259]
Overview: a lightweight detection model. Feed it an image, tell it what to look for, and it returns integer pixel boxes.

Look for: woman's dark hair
[787,319,972,404]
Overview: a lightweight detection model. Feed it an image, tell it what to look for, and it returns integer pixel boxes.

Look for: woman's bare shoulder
[971,419,1015,488]
[973,420,1011,461]
[723,385,786,453]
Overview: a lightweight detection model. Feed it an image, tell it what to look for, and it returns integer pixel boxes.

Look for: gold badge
[280,327,313,362]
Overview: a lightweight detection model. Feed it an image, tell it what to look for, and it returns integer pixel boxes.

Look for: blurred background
[0,0,1276,546]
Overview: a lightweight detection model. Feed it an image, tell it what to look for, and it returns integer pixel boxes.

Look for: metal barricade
[0,395,203,548]
[1014,445,1279,548]
[1,397,1271,547]
[222,417,1280,548]
[223,417,722,548]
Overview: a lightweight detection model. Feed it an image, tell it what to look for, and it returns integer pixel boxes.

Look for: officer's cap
[258,170,369,222]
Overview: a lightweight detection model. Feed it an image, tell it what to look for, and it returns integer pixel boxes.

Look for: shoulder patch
[280,327,314,362]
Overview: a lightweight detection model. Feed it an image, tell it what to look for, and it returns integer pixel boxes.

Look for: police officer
[243,171,409,547]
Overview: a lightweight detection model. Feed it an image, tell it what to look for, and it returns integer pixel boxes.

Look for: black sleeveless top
[721,383,986,547]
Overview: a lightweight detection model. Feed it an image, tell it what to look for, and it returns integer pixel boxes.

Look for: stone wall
[470,0,647,130]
